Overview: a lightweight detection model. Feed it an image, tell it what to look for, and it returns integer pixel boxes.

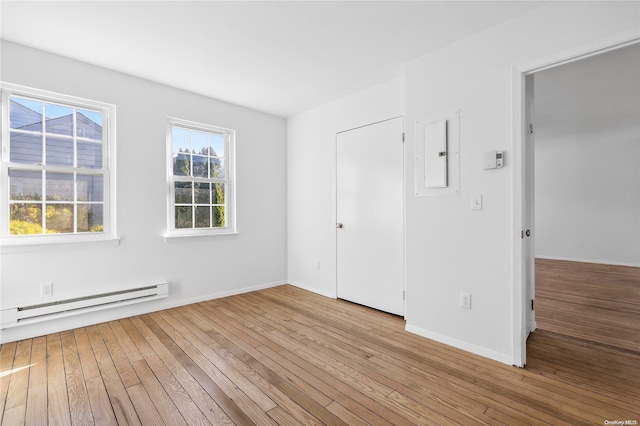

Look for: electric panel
[424,119,448,188]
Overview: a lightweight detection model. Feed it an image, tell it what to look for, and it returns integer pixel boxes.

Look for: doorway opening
[521,42,640,361]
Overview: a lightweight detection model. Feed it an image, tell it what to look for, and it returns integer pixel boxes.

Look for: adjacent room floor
[535,258,640,353]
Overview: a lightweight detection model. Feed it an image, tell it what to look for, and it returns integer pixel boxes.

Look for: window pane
[77,109,103,140]
[173,153,190,176]
[174,181,192,204]
[46,204,74,233]
[195,206,210,228]
[46,173,74,201]
[78,174,104,202]
[77,204,103,232]
[45,104,73,136]
[210,134,225,157]
[9,169,42,200]
[210,158,225,178]
[10,132,43,164]
[78,140,102,169]
[213,206,225,227]
[9,97,43,131]
[46,136,73,166]
[175,206,192,229]
[194,182,210,204]
[212,183,225,205]
[192,131,208,155]
[192,155,208,178]
[172,127,191,153]
[10,203,43,235]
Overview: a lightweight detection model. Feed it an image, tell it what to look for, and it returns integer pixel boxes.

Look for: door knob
[336,223,343,229]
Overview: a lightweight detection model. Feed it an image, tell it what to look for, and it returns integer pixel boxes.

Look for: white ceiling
[1,1,545,117]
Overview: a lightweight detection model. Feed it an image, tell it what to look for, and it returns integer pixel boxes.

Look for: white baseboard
[288,280,336,299]
[0,279,287,344]
[405,323,513,366]
[536,255,640,268]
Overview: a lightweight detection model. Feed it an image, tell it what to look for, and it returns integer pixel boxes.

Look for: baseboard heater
[1,283,169,329]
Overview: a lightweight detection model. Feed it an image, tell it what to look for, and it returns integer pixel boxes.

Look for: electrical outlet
[41,282,53,297]
[315,259,321,269]
[460,292,471,309]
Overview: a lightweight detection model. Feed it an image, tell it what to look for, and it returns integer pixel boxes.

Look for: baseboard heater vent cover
[1,283,169,328]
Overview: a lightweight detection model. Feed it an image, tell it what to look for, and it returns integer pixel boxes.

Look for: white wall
[534,44,640,266]
[402,2,639,363]
[0,41,288,343]
[287,78,404,297]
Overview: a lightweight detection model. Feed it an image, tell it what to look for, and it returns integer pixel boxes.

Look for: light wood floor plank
[127,316,235,425]
[61,330,94,426]
[97,323,140,389]
[108,321,143,364]
[249,290,504,424]
[47,333,72,426]
[120,318,213,426]
[25,336,47,426]
[190,302,334,408]
[208,298,396,426]
[146,311,274,425]
[3,403,26,425]
[86,325,141,426]
[170,307,341,425]
[85,376,118,426]
[2,283,637,425]
[155,310,277,413]
[4,339,32,412]
[126,383,165,425]
[254,290,556,422]
[0,341,17,422]
[74,328,101,380]
[325,401,369,426]
[197,299,347,413]
[267,406,303,426]
[130,359,188,426]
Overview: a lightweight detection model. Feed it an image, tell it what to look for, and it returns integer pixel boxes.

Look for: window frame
[165,117,236,239]
[0,82,117,246]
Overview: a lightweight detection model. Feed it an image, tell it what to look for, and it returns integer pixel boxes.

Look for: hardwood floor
[535,258,640,353]
[1,284,639,425]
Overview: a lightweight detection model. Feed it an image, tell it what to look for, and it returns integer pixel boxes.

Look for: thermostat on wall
[483,151,504,169]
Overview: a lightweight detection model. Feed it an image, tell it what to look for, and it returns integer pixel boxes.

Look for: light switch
[472,194,482,211]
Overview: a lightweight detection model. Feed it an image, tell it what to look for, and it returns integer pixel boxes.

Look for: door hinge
[531,299,535,310]
[529,123,534,135]
[402,132,405,143]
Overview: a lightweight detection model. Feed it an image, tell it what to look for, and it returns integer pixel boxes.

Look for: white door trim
[511,28,640,367]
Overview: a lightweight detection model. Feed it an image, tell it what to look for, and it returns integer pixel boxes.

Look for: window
[0,83,116,244]
[166,118,235,237]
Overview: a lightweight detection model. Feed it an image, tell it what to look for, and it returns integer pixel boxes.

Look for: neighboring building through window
[1,84,115,243]
[166,118,235,237]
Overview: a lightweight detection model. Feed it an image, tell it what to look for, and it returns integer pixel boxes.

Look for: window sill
[0,235,121,254]
[164,231,239,243]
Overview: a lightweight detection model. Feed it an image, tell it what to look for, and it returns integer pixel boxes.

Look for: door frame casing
[335,113,406,317]
[511,29,640,367]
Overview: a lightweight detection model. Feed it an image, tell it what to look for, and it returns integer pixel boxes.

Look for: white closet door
[336,116,404,316]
